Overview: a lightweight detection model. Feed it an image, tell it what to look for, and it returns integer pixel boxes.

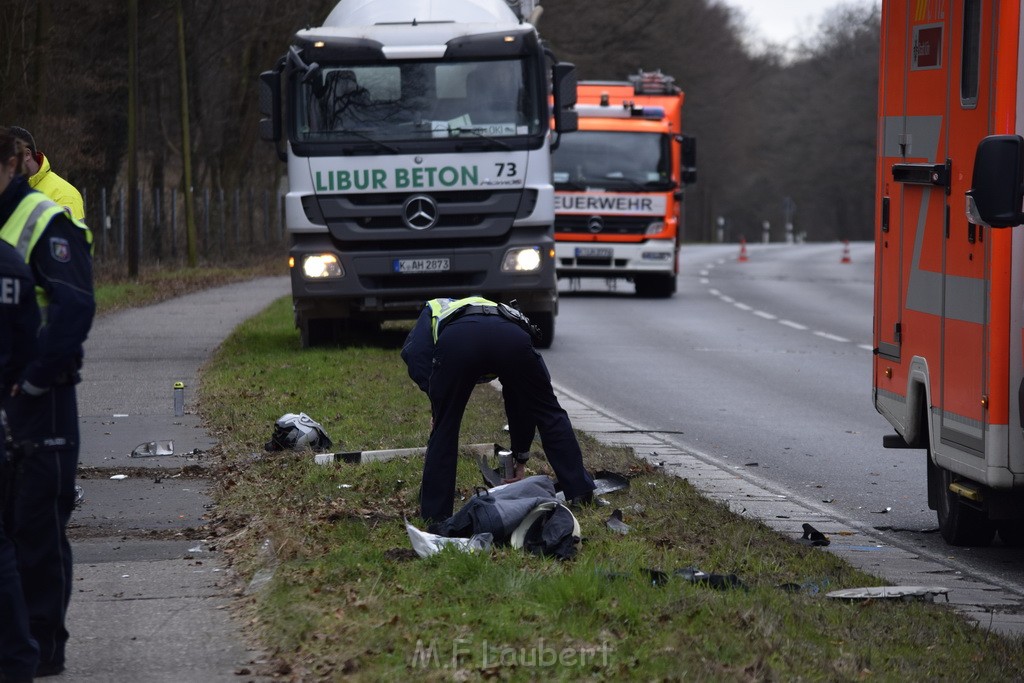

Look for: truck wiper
[452,127,512,150]
[554,179,589,190]
[600,176,648,191]
[337,129,399,154]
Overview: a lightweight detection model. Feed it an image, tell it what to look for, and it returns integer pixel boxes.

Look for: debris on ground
[800,523,830,546]
[676,566,747,590]
[605,509,631,534]
[405,519,493,558]
[592,470,630,496]
[826,586,949,602]
[264,413,333,452]
[131,440,174,457]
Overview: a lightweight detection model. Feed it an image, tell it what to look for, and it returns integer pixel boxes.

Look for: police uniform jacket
[401,296,501,394]
[0,241,40,397]
[28,154,85,222]
[0,175,94,393]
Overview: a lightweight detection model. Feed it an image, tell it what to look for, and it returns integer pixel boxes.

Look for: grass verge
[200,298,1024,681]
[93,256,286,315]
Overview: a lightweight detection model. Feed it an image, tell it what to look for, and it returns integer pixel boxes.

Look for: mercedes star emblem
[402,195,439,230]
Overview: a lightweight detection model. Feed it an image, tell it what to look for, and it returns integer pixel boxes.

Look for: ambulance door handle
[881,197,889,233]
[891,159,951,195]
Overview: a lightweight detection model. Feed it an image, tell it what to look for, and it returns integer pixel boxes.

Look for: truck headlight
[301,253,344,279]
[501,246,542,272]
[645,220,666,236]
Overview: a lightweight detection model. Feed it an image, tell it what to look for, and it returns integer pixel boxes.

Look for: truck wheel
[300,318,337,348]
[530,311,555,349]
[634,274,675,298]
[931,457,995,546]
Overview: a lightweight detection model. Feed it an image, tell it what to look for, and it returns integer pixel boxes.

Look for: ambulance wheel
[634,274,675,298]
[996,521,1024,547]
[530,311,554,349]
[933,461,995,546]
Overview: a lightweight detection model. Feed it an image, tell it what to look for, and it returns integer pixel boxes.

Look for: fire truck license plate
[575,247,613,258]
[394,257,450,273]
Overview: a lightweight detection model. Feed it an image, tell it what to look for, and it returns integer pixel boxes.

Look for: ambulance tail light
[966,134,1024,228]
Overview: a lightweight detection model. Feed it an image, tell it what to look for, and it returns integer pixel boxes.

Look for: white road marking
[814,331,850,343]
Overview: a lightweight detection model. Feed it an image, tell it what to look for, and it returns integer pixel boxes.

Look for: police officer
[402,296,595,523]
[0,126,95,678]
[8,126,85,222]
[0,234,41,681]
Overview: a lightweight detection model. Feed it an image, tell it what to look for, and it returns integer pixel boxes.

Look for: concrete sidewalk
[65,276,290,682]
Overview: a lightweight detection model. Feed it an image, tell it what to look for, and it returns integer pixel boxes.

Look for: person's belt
[453,305,499,318]
[438,304,499,336]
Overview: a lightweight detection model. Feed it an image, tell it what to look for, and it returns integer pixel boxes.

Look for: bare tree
[0,0,879,251]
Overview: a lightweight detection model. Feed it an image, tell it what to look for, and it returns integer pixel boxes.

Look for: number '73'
[495,162,518,177]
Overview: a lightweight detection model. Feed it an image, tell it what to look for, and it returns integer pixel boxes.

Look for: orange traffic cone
[738,237,749,262]
[840,240,851,264]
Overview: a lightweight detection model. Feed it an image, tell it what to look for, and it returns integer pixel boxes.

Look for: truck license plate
[393,257,450,273]
[575,247,612,258]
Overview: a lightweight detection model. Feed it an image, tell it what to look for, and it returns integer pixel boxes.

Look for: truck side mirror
[966,134,1024,228]
[552,62,578,134]
[259,70,281,143]
[680,135,697,185]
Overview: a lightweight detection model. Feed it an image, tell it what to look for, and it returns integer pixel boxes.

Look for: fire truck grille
[555,215,652,235]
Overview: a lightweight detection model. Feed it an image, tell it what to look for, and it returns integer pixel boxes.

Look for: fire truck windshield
[552,131,673,190]
[293,58,543,143]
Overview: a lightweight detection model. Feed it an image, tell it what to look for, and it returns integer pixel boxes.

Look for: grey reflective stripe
[894,115,987,325]
[12,198,60,259]
[881,115,942,158]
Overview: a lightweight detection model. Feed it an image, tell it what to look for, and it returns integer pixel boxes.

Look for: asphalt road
[548,242,1024,607]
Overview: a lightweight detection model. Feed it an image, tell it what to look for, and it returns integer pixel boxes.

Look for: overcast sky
[721,0,880,49]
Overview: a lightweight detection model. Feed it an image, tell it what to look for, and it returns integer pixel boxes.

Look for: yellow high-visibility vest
[0,191,93,308]
[427,296,498,342]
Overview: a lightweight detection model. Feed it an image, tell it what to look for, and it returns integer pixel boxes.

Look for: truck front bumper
[555,239,677,278]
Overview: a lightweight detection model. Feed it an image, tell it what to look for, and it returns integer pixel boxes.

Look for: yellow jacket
[29,154,85,221]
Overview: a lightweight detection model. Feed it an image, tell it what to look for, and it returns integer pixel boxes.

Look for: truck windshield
[294,58,542,143]
[552,131,673,190]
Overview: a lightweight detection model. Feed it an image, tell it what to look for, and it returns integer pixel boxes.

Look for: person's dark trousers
[496,336,594,502]
[0,450,39,682]
[3,385,79,674]
[421,316,594,522]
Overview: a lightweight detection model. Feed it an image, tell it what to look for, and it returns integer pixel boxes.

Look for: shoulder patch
[50,237,71,263]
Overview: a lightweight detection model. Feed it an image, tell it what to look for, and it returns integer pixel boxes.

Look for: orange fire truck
[551,71,696,297]
[874,0,1024,545]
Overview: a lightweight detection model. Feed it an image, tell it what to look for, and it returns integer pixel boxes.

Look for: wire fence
[81,184,287,267]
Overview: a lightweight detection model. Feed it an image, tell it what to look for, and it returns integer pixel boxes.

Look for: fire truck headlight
[301,253,344,279]
[645,220,666,236]
[501,247,542,272]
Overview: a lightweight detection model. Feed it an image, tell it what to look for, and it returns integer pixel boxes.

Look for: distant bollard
[174,381,185,416]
